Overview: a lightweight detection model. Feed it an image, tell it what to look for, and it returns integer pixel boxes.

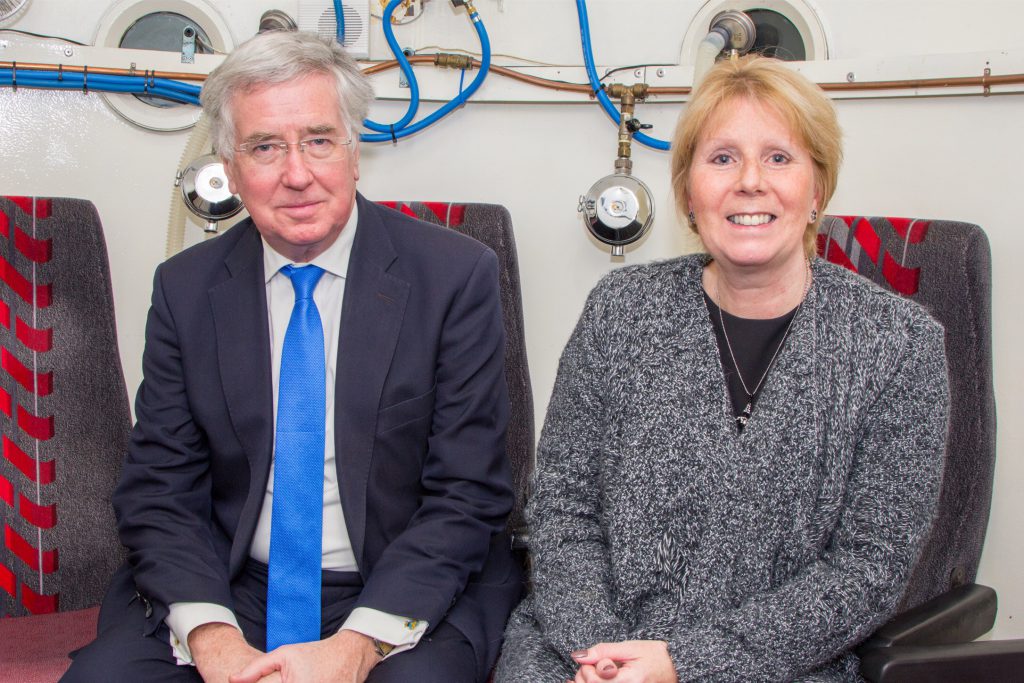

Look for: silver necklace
[715,260,811,428]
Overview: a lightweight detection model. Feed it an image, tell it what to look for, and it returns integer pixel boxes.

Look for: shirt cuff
[340,607,428,659]
[166,602,242,665]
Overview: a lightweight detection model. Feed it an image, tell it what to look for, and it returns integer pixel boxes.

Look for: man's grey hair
[201,30,374,160]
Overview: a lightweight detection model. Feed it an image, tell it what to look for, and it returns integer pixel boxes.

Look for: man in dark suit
[64,30,520,683]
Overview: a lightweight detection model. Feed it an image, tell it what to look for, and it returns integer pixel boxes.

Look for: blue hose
[360,5,491,143]
[334,0,346,44]
[362,0,421,134]
[575,0,670,151]
[1,67,201,105]
[0,0,464,128]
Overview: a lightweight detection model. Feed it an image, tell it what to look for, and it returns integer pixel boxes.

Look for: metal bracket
[181,26,196,64]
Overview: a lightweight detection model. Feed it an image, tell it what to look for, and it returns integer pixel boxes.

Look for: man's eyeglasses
[235,135,353,165]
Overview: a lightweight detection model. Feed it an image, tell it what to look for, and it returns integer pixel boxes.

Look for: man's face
[223,72,359,263]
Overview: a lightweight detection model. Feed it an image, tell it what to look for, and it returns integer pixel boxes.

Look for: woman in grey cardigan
[496,56,948,682]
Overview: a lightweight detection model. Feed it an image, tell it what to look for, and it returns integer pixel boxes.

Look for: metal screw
[846,72,856,83]
[64,46,75,57]
[656,68,665,78]
[633,68,643,79]
[399,47,414,88]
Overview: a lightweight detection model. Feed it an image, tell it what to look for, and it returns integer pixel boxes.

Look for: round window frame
[680,0,829,66]
[94,0,233,131]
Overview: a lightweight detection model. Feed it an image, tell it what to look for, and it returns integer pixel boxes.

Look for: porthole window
[118,12,214,109]
[747,8,806,61]
[95,0,233,131]
[682,0,828,66]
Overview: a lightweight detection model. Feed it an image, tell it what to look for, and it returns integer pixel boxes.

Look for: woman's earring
[809,209,818,223]
[688,211,697,227]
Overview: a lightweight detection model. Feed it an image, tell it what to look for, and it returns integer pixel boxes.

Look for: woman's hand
[569,640,678,683]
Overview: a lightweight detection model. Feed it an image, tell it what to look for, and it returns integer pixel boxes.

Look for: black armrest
[858,583,1012,683]
[860,639,1024,683]
[860,583,997,650]
[510,525,531,576]
[510,527,530,553]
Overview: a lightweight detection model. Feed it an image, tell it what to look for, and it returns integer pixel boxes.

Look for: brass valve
[434,53,476,70]
[605,84,653,166]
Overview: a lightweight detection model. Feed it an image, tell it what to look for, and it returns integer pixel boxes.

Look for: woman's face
[687,96,818,273]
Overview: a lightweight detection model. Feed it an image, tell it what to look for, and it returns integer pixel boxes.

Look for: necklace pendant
[736,401,753,427]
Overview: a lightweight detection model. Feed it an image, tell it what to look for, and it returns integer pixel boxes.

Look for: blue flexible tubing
[360,5,490,143]
[575,0,669,151]
[362,0,421,133]
[5,68,201,94]
[3,3,483,133]
[334,0,346,43]
[1,68,201,104]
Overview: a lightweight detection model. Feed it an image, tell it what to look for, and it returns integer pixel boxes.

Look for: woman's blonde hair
[670,55,843,257]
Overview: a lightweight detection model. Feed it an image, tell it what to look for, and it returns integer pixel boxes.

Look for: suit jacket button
[135,591,153,618]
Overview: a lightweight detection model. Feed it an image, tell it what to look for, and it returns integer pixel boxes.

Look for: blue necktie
[266,264,326,650]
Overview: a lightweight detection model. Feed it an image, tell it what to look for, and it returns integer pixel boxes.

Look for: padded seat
[377,201,535,534]
[0,197,131,683]
[818,215,1023,680]
[0,607,99,682]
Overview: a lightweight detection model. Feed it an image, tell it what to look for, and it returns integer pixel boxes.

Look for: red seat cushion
[0,606,98,683]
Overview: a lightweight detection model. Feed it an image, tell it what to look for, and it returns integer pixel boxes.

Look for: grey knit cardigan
[496,255,949,682]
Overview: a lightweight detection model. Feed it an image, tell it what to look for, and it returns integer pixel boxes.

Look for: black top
[704,291,799,430]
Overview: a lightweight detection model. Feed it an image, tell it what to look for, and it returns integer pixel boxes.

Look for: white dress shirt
[167,203,427,662]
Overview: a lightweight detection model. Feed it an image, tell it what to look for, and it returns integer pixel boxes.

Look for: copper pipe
[363,55,596,93]
[361,54,435,75]
[6,57,1024,96]
[360,57,1024,96]
[0,60,206,81]
[490,63,596,93]
[648,86,692,95]
[818,72,1024,92]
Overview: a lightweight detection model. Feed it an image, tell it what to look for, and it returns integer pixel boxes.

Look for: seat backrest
[818,215,996,611]
[377,201,535,534]
[0,197,130,617]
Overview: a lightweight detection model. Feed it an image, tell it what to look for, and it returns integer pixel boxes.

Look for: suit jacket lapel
[335,196,409,569]
[208,224,275,573]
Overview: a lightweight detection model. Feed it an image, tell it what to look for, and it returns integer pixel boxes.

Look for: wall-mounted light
[175,153,243,233]
[579,174,655,257]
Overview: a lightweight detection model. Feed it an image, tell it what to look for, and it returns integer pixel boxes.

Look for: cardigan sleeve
[647,313,950,682]
[526,286,630,659]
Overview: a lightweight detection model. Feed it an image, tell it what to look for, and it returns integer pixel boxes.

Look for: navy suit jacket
[111,194,520,676]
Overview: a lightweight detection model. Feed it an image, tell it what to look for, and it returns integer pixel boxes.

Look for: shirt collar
[261,200,359,283]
